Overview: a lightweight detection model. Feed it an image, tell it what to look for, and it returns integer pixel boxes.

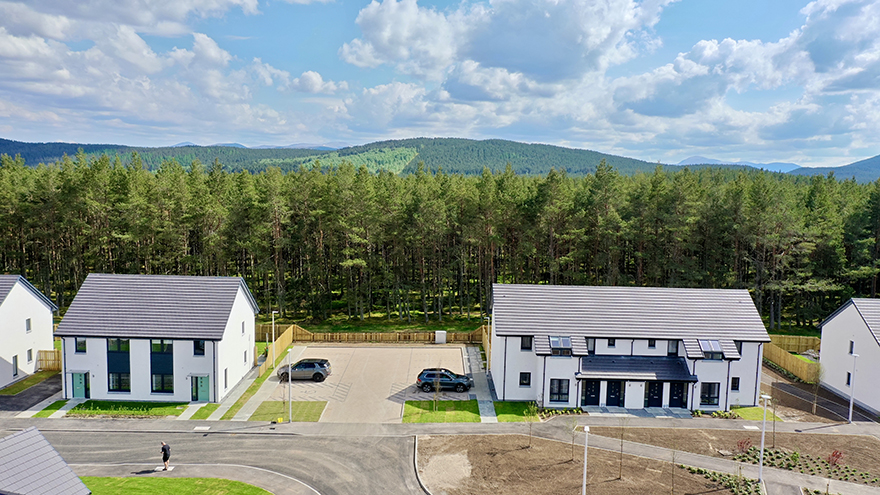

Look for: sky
[1,0,879,167]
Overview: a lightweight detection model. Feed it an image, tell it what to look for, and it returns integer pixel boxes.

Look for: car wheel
[279,373,289,382]
[455,384,466,393]
[312,373,325,382]
[421,383,433,392]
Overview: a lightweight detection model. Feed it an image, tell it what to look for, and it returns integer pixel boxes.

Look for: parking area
[267,345,470,423]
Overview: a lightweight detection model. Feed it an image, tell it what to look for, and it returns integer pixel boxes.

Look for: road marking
[743,425,759,430]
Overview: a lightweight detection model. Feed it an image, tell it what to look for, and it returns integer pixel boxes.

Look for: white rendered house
[55,273,259,403]
[490,284,770,412]
[0,276,58,389]
[819,298,880,417]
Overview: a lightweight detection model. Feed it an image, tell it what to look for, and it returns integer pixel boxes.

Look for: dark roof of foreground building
[577,356,698,382]
[0,275,58,311]
[55,273,259,340]
[492,284,769,342]
[0,427,90,495]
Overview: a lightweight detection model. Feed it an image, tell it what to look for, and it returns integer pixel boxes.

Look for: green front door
[191,376,209,402]
[72,372,88,399]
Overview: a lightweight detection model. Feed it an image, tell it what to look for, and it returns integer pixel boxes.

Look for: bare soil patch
[591,427,880,476]
[418,434,732,495]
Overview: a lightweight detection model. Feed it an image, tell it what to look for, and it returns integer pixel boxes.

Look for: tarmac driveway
[0,373,61,418]
[268,345,469,423]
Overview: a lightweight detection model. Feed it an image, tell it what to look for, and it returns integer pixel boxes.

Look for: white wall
[215,286,256,402]
[727,342,762,408]
[490,334,541,402]
[540,355,580,408]
[0,282,54,389]
[61,337,215,402]
[820,305,880,415]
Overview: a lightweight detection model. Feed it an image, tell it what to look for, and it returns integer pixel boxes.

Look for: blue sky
[1,0,879,167]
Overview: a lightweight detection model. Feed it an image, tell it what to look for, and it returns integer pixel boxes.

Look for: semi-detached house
[490,284,770,412]
[55,273,259,403]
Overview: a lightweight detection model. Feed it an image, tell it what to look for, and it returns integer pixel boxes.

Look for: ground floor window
[151,373,174,393]
[12,355,18,377]
[700,382,720,406]
[519,372,531,386]
[731,377,740,392]
[549,379,569,403]
[109,372,131,392]
[27,349,32,363]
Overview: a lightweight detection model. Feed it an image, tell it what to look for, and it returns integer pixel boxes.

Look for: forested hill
[789,154,880,183]
[0,137,660,176]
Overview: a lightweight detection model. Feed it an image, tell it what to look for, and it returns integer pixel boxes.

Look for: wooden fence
[38,350,61,371]
[256,325,295,377]
[763,342,819,383]
[769,335,821,353]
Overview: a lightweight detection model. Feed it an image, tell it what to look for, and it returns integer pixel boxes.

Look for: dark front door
[669,382,687,408]
[646,381,663,408]
[581,380,600,406]
[606,381,623,407]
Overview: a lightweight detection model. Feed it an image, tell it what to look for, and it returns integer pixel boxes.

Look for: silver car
[277,359,331,382]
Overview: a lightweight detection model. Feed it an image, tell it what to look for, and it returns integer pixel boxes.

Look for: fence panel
[38,350,61,371]
[769,335,821,353]
[763,342,819,383]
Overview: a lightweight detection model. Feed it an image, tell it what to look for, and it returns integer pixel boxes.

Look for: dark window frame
[107,338,130,353]
[667,340,679,356]
[586,338,595,355]
[849,341,854,355]
[700,382,720,406]
[607,338,616,348]
[151,373,174,393]
[25,318,31,333]
[647,339,656,349]
[194,340,206,356]
[519,372,531,387]
[731,377,740,392]
[549,336,572,356]
[108,372,131,392]
[520,336,533,351]
[846,372,851,386]
[549,378,569,403]
[151,339,173,354]
[75,338,87,353]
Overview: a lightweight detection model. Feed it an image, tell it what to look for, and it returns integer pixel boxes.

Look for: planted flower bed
[682,466,761,494]
[731,443,880,487]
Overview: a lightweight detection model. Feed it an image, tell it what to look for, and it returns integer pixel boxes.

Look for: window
[549,379,569,403]
[586,338,595,355]
[648,339,656,349]
[75,338,87,353]
[667,340,679,356]
[242,321,245,335]
[520,336,533,351]
[224,368,228,389]
[151,340,173,353]
[151,374,174,393]
[549,336,572,356]
[108,372,130,392]
[731,377,740,392]
[12,356,18,377]
[849,341,854,355]
[846,372,851,386]
[194,340,205,356]
[519,372,531,386]
[27,349,32,363]
[700,383,720,406]
[25,318,31,333]
[607,338,616,348]
[244,350,248,364]
[107,338,130,352]
[699,340,723,360]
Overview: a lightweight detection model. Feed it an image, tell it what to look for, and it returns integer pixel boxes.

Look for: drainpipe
[61,338,67,399]
[213,341,218,403]
[502,336,508,400]
[754,343,762,406]
[724,360,731,411]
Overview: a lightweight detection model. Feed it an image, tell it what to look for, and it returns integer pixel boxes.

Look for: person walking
[160,441,171,471]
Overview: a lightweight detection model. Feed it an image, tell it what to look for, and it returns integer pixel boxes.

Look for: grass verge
[494,401,539,423]
[33,400,67,418]
[221,345,291,420]
[731,406,783,421]
[0,371,59,395]
[81,477,270,494]
[248,401,326,422]
[189,403,220,420]
[403,400,481,423]
[67,400,187,417]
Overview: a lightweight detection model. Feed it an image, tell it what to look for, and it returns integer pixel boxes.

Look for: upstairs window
[849,341,854,355]
[648,339,656,349]
[586,338,595,355]
[75,338,87,353]
[699,340,723,360]
[520,336,533,351]
[151,339,173,354]
[667,340,679,357]
[549,336,572,356]
[25,318,31,333]
[194,340,206,356]
[607,338,616,348]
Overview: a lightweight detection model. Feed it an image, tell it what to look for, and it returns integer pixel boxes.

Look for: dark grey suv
[416,368,473,393]
[277,359,331,382]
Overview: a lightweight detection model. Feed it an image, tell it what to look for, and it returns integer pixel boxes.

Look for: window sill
[519,384,531,388]
[108,391,131,394]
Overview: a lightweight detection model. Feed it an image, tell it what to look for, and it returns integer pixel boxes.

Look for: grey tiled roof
[0,275,58,311]
[682,339,704,359]
[534,335,589,356]
[0,427,90,495]
[719,340,741,359]
[829,299,880,347]
[577,356,698,382]
[493,284,770,342]
[55,273,259,340]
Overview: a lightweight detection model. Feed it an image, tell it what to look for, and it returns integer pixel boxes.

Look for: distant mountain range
[677,156,801,173]
[1,137,879,181]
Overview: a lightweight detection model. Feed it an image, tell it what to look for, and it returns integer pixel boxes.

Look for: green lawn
[33,400,67,418]
[54,339,61,350]
[403,400,481,423]
[248,401,326,422]
[221,345,291,420]
[792,353,815,363]
[67,400,187,417]
[189,403,220,420]
[0,371,59,395]
[255,341,269,357]
[493,401,539,423]
[732,406,783,422]
[82,477,270,494]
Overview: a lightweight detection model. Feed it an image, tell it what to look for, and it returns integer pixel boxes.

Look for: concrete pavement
[232,345,307,421]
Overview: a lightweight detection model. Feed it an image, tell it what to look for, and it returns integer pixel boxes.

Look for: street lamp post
[288,347,293,423]
[271,310,279,369]
[758,394,771,484]
[848,353,859,423]
[581,425,590,495]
